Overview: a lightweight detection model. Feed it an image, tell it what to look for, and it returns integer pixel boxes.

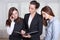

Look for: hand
[10,15,14,21]
[22,34,31,38]
[27,34,31,38]
[21,30,26,35]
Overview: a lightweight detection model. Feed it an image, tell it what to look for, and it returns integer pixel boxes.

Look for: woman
[23,1,43,40]
[41,6,60,40]
[6,7,24,40]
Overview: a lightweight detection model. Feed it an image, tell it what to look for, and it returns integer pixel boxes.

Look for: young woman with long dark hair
[6,7,25,40]
[41,6,60,40]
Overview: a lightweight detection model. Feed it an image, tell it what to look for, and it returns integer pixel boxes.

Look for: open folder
[14,31,38,35]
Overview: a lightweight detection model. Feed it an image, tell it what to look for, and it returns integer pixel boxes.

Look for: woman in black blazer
[23,1,43,40]
[6,7,24,40]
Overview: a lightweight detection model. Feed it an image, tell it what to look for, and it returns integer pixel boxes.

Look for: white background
[0,0,60,39]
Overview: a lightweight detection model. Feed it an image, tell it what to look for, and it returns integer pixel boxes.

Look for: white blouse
[28,15,33,28]
[6,21,15,35]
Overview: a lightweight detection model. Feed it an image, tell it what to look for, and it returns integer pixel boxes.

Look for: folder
[14,31,38,35]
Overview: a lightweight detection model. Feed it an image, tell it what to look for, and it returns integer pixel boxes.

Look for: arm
[23,14,28,32]
[52,20,60,40]
[6,21,15,35]
[20,15,27,35]
[38,15,43,35]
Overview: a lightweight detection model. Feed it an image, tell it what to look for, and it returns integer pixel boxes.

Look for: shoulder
[36,13,43,22]
[24,13,30,19]
[24,13,30,16]
[53,17,60,26]
[53,17,59,23]
[16,17,23,24]
[36,13,43,18]
[53,17,60,32]
[36,13,43,19]
[20,17,23,20]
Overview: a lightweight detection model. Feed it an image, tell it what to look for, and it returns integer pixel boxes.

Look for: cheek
[15,14,18,18]
[29,9,33,12]
[29,8,35,13]
[29,9,31,12]
[43,15,44,18]
[43,15,45,18]
[45,15,49,19]
[14,14,18,18]
[43,14,47,19]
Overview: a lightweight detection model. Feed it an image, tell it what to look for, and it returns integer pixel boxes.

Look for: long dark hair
[6,7,21,26]
[41,6,55,26]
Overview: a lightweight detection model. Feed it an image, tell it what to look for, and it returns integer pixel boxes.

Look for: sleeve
[52,20,60,40]
[19,20,26,32]
[38,15,43,35]
[6,21,15,35]
[23,14,27,31]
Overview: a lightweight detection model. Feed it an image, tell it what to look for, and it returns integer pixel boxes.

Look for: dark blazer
[23,13,43,40]
[9,18,24,40]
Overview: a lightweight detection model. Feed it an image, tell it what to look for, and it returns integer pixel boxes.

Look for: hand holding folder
[14,31,38,38]
[14,31,31,38]
[14,31,38,34]
[22,33,31,38]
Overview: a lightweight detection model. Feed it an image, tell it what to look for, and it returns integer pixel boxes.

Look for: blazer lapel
[30,13,37,29]
[26,14,30,27]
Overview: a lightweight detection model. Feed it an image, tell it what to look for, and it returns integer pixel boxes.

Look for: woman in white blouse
[6,7,25,40]
[23,1,43,40]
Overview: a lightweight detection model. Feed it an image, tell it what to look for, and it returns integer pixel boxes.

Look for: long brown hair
[6,7,21,26]
[41,6,55,26]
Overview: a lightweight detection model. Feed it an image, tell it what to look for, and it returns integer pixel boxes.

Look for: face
[12,10,19,19]
[29,4,36,14]
[42,11,50,19]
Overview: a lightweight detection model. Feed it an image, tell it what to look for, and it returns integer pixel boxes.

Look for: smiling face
[42,11,50,20]
[29,4,37,14]
[12,10,19,20]
[41,6,55,20]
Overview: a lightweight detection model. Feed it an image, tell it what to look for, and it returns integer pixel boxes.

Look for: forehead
[13,10,18,14]
[29,4,36,8]
[42,11,46,14]
[42,11,49,15]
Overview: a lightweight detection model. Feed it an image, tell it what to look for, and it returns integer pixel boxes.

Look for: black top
[9,18,24,40]
[23,13,43,40]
